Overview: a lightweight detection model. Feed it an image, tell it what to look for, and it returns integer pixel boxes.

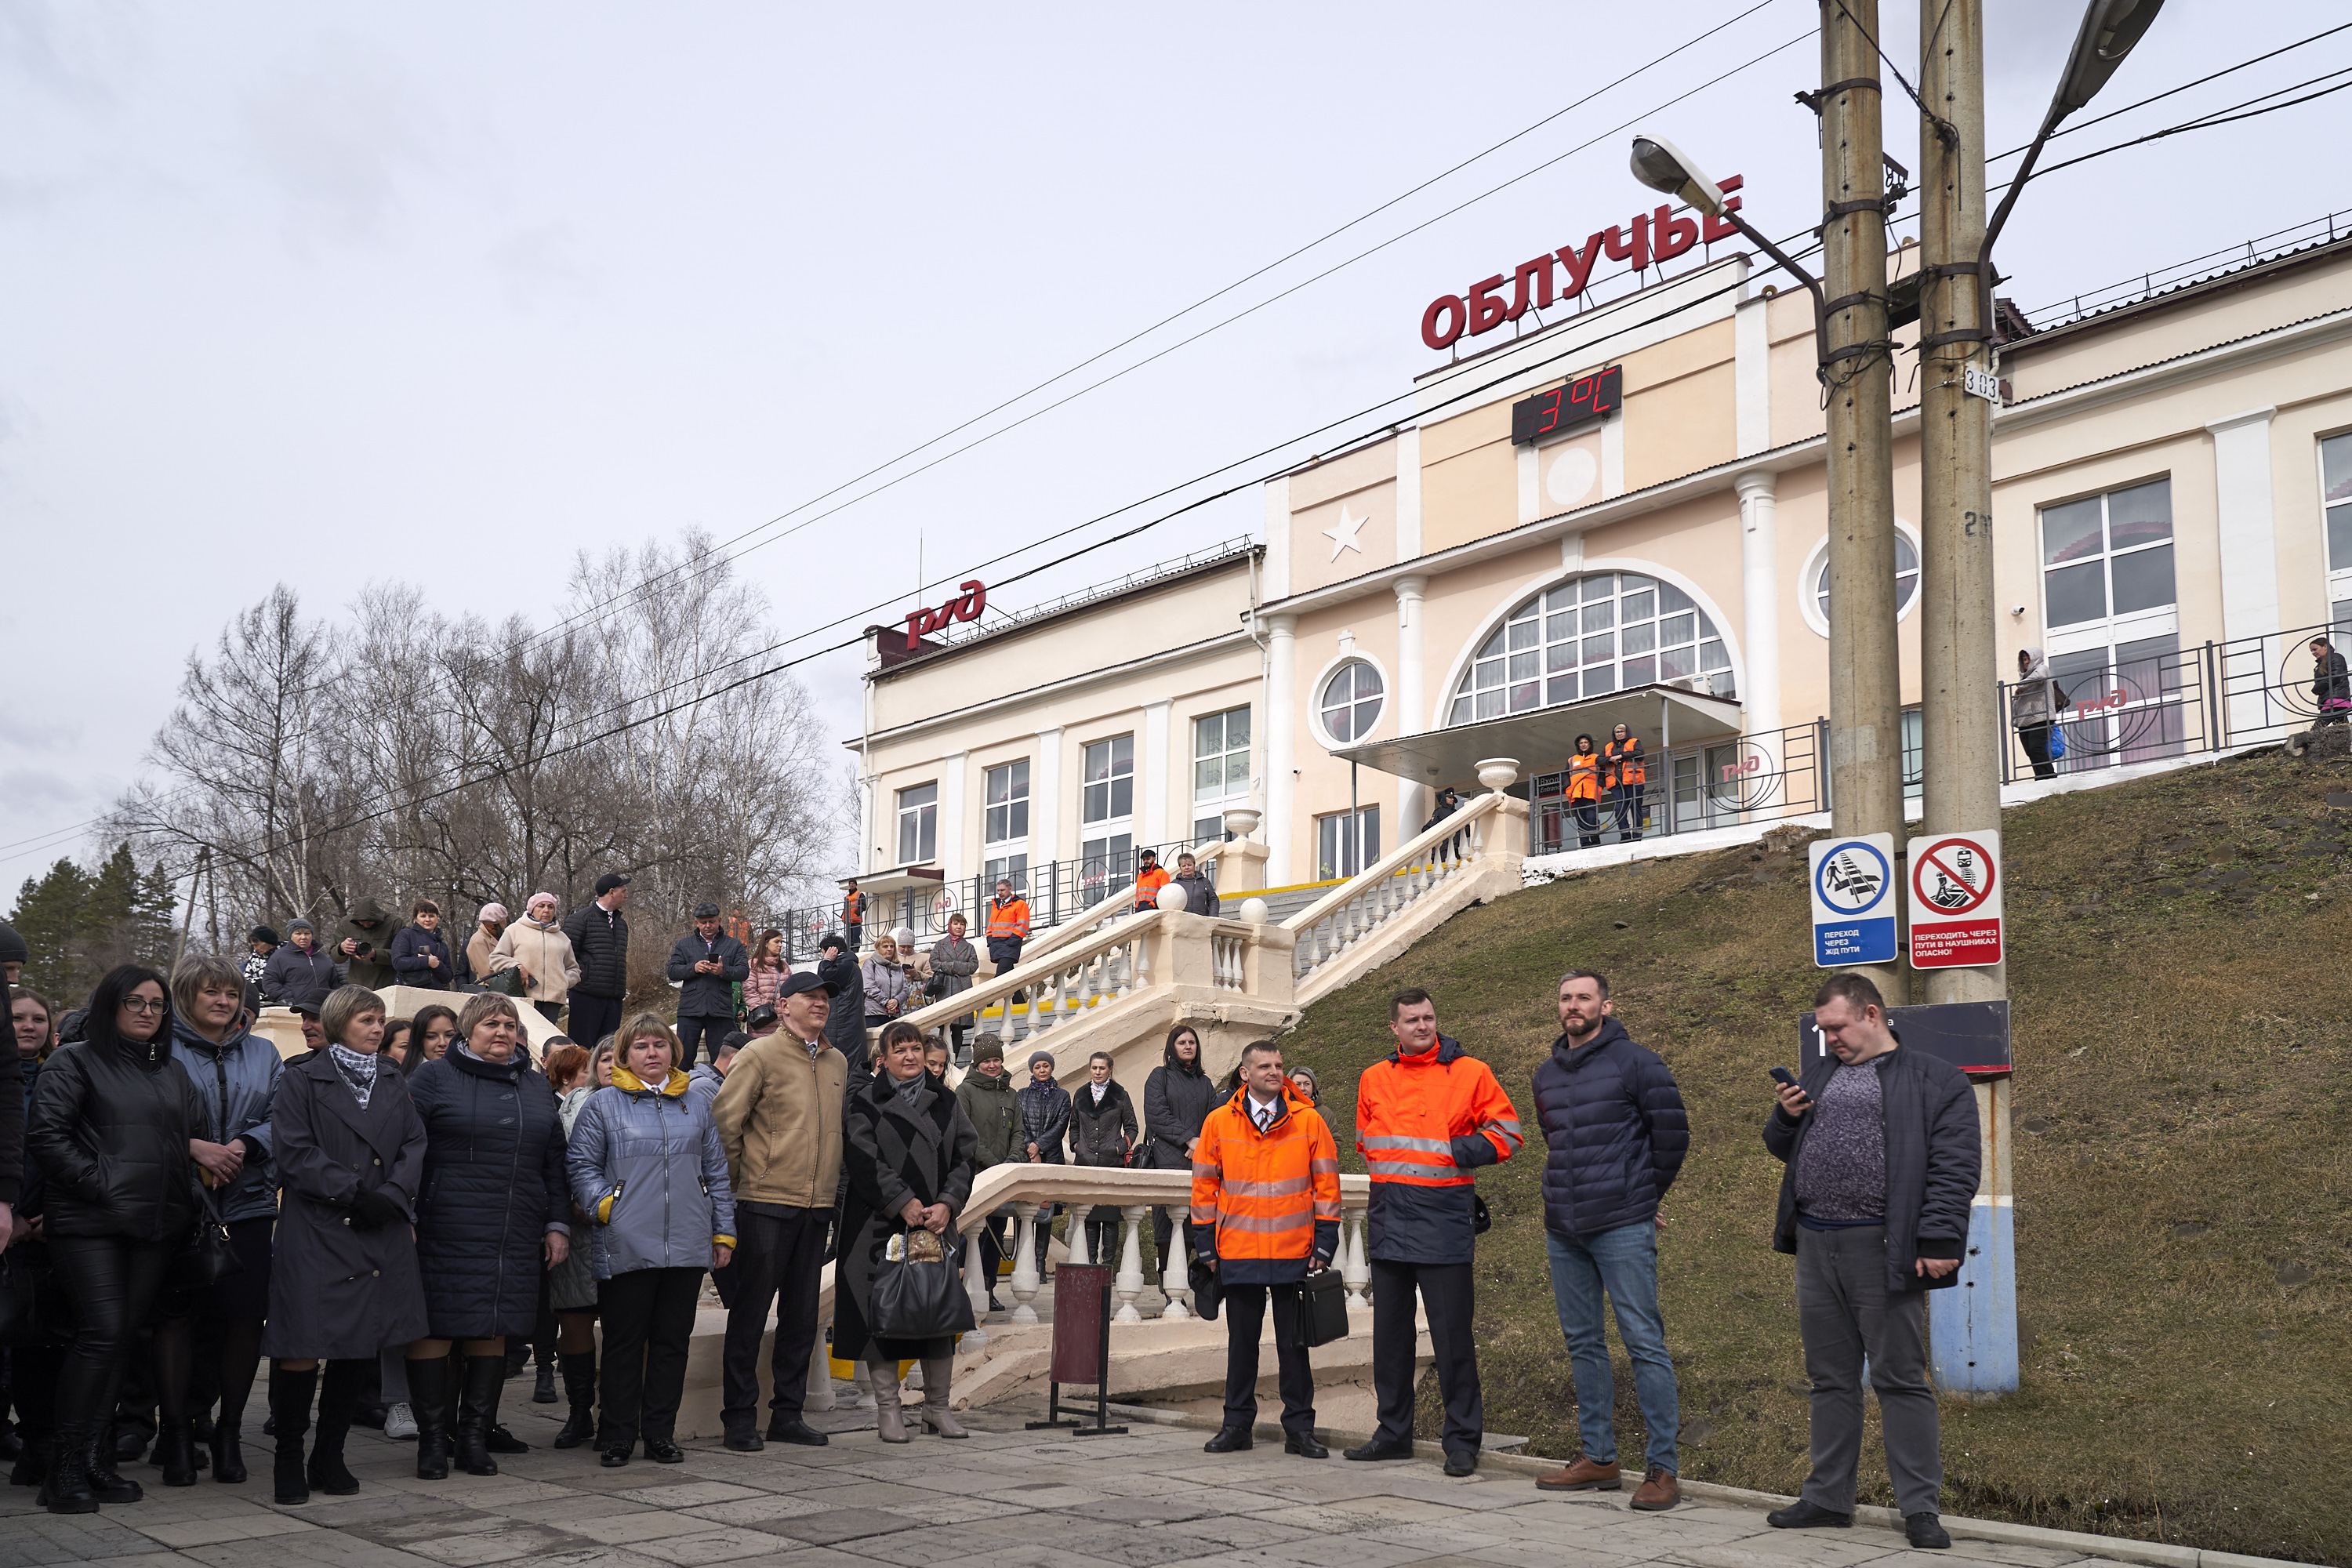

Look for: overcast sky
[4,0,2346,893]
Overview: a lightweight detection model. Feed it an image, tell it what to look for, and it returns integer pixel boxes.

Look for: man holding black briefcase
[1188,1040,1341,1458]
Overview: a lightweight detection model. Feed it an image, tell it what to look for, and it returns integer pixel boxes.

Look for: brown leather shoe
[1535,1454,1623,1491]
[1630,1466,1680,1511]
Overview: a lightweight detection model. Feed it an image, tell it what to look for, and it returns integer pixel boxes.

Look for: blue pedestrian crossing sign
[1808,833,1897,966]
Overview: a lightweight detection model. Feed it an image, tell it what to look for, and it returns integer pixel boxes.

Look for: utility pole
[1918,0,2016,1399]
[1819,0,1907,1005]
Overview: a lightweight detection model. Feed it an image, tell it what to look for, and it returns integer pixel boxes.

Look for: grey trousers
[1795,1225,1942,1516]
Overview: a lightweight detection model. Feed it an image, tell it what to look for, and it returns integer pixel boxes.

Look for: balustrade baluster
[1008,1203,1043,1324]
[1113,1204,1148,1323]
[1341,1205,1372,1308]
[1160,1218,1193,1318]
[961,1229,992,1345]
[1065,1211,1091,1265]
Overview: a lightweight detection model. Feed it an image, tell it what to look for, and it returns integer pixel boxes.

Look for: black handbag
[168,1183,244,1294]
[0,1250,60,1347]
[870,1232,976,1340]
[1294,1267,1349,1349]
[484,964,528,999]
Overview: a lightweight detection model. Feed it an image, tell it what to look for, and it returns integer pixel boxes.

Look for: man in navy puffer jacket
[1529,969,1690,1512]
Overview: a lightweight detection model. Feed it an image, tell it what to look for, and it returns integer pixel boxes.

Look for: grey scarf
[328,1043,378,1111]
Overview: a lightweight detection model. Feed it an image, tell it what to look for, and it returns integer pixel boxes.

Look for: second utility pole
[1820,0,1907,1004]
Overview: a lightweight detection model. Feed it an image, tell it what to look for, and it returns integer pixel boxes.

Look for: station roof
[1330,682,1744,786]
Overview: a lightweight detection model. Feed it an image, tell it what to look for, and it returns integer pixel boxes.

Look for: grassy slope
[1282,749,2352,1565]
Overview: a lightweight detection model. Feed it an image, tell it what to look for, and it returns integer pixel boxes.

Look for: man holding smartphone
[1763,973,1980,1550]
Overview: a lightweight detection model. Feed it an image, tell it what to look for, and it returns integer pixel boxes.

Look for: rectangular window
[983,760,1029,846]
[2323,434,2352,611]
[2039,479,2175,630]
[1314,806,1381,880]
[984,852,1029,897]
[1192,707,1251,804]
[1081,735,1134,826]
[1079,833,1133,905]
[895,782,938,866]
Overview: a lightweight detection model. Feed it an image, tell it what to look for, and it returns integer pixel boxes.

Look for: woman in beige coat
[489,892,583,1027]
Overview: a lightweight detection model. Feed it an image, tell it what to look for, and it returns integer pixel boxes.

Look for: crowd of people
[0,869,1983,1552]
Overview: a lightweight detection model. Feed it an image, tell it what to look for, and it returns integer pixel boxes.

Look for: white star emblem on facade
[1322,506,1367,561]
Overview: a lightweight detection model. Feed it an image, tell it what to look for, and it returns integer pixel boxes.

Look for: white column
[1396,428,1423,560]
[1142,699,1172,849]
[1736,293,1772,458]
[1600,412,1626,499]
[2209,408,2281,641]
[1736,472,1783,736]
[1263,476,1293,599]
[936,750,966,878]
[1033,727,1064,877]
[1395,574,1428,834]
[1516,443,1541,524]
[1265,614,1298,886]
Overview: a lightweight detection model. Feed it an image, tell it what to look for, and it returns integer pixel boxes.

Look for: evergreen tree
[9,859,93,996]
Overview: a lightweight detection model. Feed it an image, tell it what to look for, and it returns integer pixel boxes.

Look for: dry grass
[1283,748,2352,1565]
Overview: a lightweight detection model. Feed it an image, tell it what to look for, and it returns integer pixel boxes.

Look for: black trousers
[1370,1258,1481,1457]
[533,1000,564,1025]
[972,1209,1010,1298]
[844,923,863,954]
[2019,724,2056,779]
[567,993,624,1052]
[49,1235,176,1443]
[596,1268,702,1449]
[1612,782,1645,841]
[1575,800,1602,848]
[675,1014,731,1069]
[721,1207,827,1427]
[1221,1282,1315,1436]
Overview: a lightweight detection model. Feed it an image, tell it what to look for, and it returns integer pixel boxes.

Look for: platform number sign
[1907,830,2002,969]
[1807,833,1897,967]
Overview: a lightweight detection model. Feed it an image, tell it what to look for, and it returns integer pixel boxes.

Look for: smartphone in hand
[1768,1066,1800,1090]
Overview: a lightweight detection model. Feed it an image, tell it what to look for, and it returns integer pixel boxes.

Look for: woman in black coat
[25,965,205,1515]
[260,984,430,1505]
[1142,1024,1214,1281]
[404,992,568,1480]
[837,1027,978,1445]
[1066,1050,1136,1265]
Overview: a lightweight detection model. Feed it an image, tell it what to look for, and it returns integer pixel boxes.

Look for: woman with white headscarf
[2011,648,2068,780]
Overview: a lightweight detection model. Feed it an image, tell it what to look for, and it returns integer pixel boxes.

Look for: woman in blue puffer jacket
[565,1012,735,1471]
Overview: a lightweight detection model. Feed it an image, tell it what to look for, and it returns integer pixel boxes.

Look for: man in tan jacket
[711,968,846,1451]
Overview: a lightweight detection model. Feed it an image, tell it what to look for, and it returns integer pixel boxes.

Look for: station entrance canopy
[1330,683,1744,787]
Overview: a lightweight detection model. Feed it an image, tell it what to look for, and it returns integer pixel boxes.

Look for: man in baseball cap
[564,875,633,1054]
[710,962,845,1451]
[667,900,747,1069]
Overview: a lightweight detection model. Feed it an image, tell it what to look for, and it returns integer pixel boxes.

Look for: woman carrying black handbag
[837,1021,978,1444]
[25,965,207,1515]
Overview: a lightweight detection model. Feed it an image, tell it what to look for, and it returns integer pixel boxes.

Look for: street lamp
[1983,0,2166,262]
[1630,135,1826,352]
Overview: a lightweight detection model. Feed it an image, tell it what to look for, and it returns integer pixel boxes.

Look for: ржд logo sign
[1421,177,1744,350]
[904,581,986,651]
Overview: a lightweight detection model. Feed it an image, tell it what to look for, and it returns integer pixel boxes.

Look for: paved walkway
[0,1398,2121,1568]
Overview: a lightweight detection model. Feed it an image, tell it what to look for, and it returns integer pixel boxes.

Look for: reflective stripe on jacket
[1134,866,1171,909]
[1355,1034,1522,1265]
[1190,1083,1340,1284]
[1567,753,1601,802]
[986,896,1032,942]
[1604,739,1646,789]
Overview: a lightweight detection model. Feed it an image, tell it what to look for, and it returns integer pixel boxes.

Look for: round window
[1319,660,1385,743]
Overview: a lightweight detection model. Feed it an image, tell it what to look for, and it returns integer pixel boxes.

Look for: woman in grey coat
[1142,1024,1215,1280]
[837,1022,978,1444]
[260,985,430,1507]
[926,916,979,1059]
[565,1014,735,1468]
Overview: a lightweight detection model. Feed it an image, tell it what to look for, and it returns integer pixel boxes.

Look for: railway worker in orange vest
[1568,734,1604,849]
[1192,1040,1341,1458]
[1605,723,1647,844]
[984,878,1031,979]
[1346,988,1523,1476]
[1132,848,1171,912]
[840,880,866,954]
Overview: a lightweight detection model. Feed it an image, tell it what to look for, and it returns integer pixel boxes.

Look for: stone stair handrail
[1282,788,1507,991]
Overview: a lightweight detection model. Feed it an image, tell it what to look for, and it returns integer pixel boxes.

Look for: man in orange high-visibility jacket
[1191,1040,1342,1457]
[1132,848,1171,912]
[1346,986,1523,1476]
[984,878,1031,978]
[840,880,866,954]
[1604,723,1646,844]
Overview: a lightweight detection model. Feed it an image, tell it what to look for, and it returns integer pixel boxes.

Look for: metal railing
[1530,717,1831,855]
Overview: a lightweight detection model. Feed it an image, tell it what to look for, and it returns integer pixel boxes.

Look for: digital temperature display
[1509,365,1623,445]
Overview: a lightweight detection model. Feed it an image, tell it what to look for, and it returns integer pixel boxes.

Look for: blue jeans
[1546,1223,1679,1473]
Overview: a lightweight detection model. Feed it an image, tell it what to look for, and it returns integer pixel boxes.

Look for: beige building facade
[851,233,2352,934]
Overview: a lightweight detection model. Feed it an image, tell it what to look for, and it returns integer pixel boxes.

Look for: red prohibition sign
[1912,837,1996,916]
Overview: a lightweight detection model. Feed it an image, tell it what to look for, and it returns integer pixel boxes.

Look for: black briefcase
[1294,1268,1348,1349]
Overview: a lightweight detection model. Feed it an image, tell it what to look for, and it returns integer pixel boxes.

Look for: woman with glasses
[27,966,207,1514]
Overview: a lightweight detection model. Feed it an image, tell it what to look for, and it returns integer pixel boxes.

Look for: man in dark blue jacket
[1530,970,1688,1511]
[1762,972,1980,1550]
[561,873,632,1051]
[666,902,750,1069]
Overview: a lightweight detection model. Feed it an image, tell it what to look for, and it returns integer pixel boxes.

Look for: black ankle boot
[154,1418,198,1487]
[405,1357,451,1479]
[268,1366,317,1504]
[209,1420,246,1484]
[307,1361,363,1497]
[9,1432,49,1488]
[86,1425,140,1504]
[38,1430,96,1514]
[553,1351,597,1450]
[455,1356,504,1476]
[532,1345,558,1404]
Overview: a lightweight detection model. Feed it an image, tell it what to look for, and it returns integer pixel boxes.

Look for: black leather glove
[347,1188,403,1232]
